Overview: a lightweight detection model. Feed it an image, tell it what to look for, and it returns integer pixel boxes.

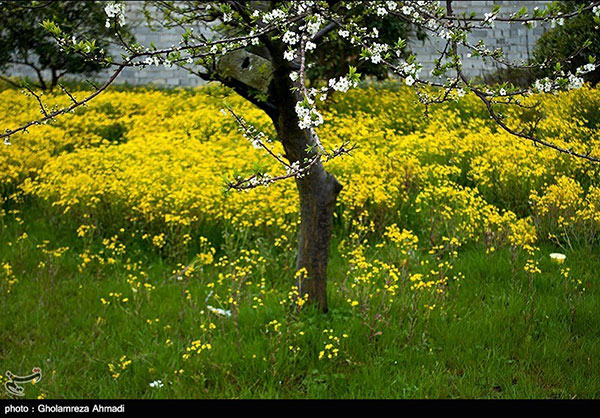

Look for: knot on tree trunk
[215,50,273,93]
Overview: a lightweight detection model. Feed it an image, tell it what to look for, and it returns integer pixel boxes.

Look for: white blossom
[568,73,584,90]
[367,43,389,64]
[295,101,323,130]
[484,12,496,28]
[149,380,164,388]
[286,161,301,175]
[534,78,552,93]
[206,305,232,317]
[386,1,397,11]
[144,56,160,66]
[262,9,286,24]
[104,1,126,28]
[282,31,299,45]
[284,50,296,61]
[305,15,324,37]
[577,63,596,75]
[328,76,356,92]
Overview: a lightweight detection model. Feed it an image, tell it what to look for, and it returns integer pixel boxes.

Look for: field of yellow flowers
[1,81,600,398]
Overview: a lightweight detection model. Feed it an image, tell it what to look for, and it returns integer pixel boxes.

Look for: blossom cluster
[104,1,126,28]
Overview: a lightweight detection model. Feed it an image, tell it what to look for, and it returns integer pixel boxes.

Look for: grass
[1,202,599,399]
[1,80,600,399]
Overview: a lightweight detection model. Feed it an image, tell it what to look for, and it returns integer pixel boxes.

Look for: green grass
[1,203,599,399]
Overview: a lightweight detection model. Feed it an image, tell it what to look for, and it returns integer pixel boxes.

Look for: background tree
[0,1,132,90]
[2,1,599,312]
[533,0,600,85]
[306,10,427,83]
[483,0,600,87]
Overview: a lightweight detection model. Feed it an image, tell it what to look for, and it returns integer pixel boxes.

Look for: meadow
[1,81,600,398]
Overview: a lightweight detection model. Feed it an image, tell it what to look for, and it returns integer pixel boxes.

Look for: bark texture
[295,167,342,312]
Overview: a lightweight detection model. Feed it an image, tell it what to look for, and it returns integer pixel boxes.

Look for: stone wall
[409,0,550,81]
[5,1,550,87]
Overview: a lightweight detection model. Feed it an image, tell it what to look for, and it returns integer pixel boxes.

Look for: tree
[2,1,599,312]
[532,0,600,85]
[0,1,132,90]
[305,9,427,83]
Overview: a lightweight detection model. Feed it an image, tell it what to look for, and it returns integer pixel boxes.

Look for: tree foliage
[306,12,426,83]
[0,0,132,90]
[533,0,600,85]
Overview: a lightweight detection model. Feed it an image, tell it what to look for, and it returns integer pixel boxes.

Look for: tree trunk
[295,166,342,312]
[239,60,341,312]
[212,49,343,312]
[50,68,58,92]
[273,104,342,313]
